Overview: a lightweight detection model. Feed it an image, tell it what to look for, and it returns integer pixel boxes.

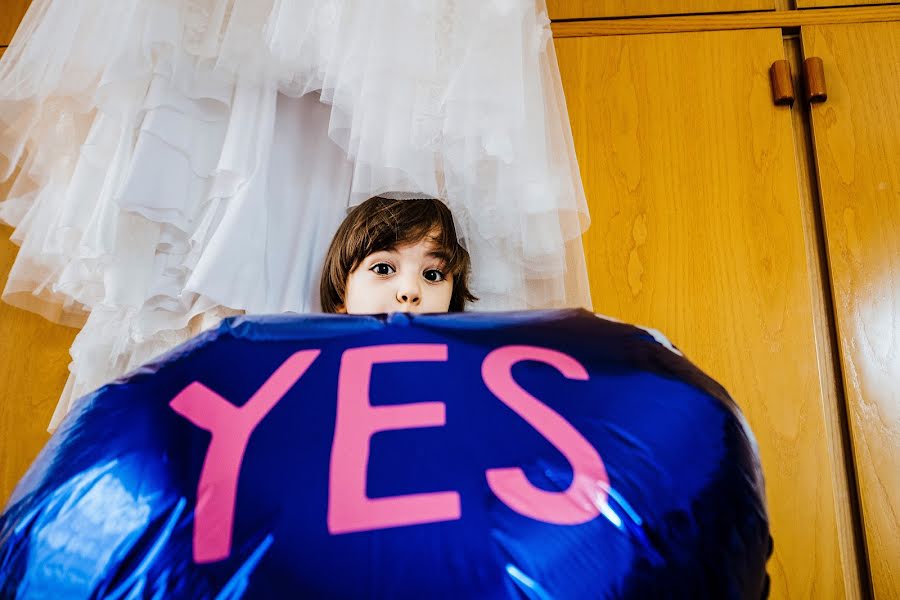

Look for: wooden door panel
[0,190,76,506]
[555,28,856,598]
[797,0,900,9]
[547,0,774,20]
[803,21,900,599]
[0,0,31,46]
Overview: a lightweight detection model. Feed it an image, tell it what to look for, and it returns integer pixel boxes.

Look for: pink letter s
[482,345,608,524]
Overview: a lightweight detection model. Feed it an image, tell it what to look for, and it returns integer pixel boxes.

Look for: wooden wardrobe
[1,1,898,597]
[551,1,899,598]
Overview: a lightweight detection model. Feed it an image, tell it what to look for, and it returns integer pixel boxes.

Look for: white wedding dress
[0,0,591,429]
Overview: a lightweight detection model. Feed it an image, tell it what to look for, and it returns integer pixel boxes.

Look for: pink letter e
[328,344,461,535]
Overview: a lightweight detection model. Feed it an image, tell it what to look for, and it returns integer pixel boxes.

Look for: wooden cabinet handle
[769,60,795,106]
[803,57,828,103]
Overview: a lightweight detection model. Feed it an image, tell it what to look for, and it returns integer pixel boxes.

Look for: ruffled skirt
[0,0,591,428]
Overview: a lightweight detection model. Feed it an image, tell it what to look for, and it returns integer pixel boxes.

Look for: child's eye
[370,263,395,276]
[423,269,446,282]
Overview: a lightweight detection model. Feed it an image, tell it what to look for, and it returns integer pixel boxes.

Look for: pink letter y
[170,349,320,563]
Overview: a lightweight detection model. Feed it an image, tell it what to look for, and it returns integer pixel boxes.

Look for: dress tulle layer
[0,0,592,429]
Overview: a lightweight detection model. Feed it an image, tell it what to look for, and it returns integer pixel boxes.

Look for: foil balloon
[0,310,771,598]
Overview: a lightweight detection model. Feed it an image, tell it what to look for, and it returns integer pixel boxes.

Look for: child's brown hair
[320,196,477,313]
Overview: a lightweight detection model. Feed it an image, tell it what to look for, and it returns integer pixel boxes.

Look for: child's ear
[335,304,347,314]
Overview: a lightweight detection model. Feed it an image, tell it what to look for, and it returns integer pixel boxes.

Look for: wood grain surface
[547,0,773,20]
[555,28,855,598]
[0,221,77,507]
[797,0,900,9]
[803,21,900,599]
[552,5,900,36]
[0,0,30,46]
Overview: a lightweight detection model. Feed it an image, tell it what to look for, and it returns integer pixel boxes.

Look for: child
[320,196,477,314]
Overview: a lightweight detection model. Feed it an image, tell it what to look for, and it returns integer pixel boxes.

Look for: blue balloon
[0,310,771,598]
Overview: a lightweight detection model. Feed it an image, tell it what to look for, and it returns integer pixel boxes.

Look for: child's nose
[396,280,421,307]
[397,291,421,305]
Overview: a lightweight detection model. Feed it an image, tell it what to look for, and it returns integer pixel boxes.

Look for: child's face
[340,236,454,314]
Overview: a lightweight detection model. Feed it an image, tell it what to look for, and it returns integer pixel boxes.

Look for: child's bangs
[371,198,467,275]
